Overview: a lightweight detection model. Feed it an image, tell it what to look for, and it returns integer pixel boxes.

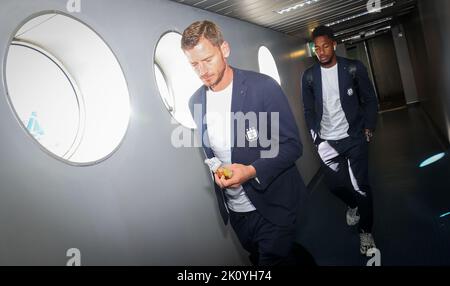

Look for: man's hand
[214,164,256,189]
[364,129,374,143]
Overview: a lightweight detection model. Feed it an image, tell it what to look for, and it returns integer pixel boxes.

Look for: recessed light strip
[275,0,320,15]
[341,25,392,43]
[326,2,395,27]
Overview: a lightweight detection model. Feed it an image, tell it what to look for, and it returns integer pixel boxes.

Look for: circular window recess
[5,13,130,165]
[154,32,202,129]
[154,63,174,113]
[258,46,281,86]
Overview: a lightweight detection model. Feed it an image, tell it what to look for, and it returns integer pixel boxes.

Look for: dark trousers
[229,210,298,266]
[316,135,373,233]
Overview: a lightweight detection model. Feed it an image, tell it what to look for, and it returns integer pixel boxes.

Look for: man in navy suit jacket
[301,25,378,255]
[182,20,308,266]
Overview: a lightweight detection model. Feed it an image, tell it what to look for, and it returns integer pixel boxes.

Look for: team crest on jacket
[246,127,258,142]
[347,88,354,96]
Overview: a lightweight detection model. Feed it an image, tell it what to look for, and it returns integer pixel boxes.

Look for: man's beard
[210,64,227,89]
[320,57,333,66]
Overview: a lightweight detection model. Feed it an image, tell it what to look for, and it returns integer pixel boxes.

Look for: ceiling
[170,0,417,41]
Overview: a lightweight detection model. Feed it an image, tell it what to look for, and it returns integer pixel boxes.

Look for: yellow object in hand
[216,167,233,179]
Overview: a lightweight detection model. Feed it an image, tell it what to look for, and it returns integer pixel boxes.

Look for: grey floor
[296,105,450,266]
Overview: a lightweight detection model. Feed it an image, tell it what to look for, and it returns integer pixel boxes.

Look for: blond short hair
[181,20,224,50]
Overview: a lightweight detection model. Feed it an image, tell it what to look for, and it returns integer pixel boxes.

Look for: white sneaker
[346,206,360,226]
[360,232,376,255]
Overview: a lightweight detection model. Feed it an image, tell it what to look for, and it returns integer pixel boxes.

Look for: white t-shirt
[320,64,350,140]
[206,82,256,213]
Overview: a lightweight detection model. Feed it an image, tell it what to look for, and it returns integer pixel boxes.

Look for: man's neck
[211,65,233,92]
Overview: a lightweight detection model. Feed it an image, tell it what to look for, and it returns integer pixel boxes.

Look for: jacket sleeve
[250,77,302,191]
[356,61,378,131]
[301,70,319,144]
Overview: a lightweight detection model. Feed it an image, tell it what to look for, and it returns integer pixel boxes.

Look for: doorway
[346,32,406,111]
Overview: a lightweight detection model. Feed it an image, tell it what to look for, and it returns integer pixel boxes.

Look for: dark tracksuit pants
[316,135,373,233]
[229,210,298,266]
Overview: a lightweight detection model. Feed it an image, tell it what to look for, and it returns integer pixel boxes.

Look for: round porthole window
[258,46,281,86]
[154,32,202,129]
[5,13,130,165]
[154,63,174,113]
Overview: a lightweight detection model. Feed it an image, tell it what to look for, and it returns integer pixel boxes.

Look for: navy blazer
[301,57,378,144]
[189,68,306,227]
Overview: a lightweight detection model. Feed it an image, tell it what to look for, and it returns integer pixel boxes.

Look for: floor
[296,105,450,266]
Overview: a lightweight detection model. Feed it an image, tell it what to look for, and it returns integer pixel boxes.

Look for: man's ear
[221,41,231,58]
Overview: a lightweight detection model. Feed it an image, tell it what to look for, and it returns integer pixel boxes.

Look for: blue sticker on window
[26,111,45,139]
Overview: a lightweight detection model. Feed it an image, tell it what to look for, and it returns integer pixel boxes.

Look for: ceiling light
[326,2,395,27]
[341,25,391,43]
[334,17,392,37]
[275,0,320,15]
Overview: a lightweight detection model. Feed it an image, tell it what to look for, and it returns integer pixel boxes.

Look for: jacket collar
[230,68,248,114]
